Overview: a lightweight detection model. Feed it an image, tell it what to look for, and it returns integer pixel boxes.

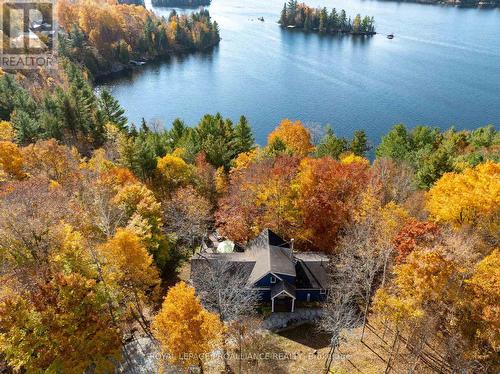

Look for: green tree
[319,7,328,32]
[99,90,128,131]
[170,118,187,146]
[280,3,288,26]
[233,115,255,154]
[315,126,347,159]
[376,124,411,161]
[350,129,370,156]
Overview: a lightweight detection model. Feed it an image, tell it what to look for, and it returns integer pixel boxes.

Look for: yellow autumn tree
[99,228,160,329]
[21,139,80,186]
[152,282,223,371]
[267,119,314,157]
[426,161,500,237]
[340,152,370,167]
[0,121,15,141]
[155,153,194,195]
[0,141,25,181]
[231,148,260,171]
[99,228,159,292]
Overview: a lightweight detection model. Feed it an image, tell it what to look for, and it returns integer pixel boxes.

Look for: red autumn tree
[393,219,440,263]
[293,157,370,252]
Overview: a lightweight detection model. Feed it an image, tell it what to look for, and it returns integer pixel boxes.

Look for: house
[191,229,329,313]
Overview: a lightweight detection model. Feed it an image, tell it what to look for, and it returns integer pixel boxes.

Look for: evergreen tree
[141,118,149,133]
[350,129,370,156]
[319,7,328,32]
[233,115,255,154]
[170,118,187,146]
[280,3,288,26]
[339,10,347,32]
[376,124,411,161]
[329,8,338,31]
[99,90,128,131]
[315,126,347,159]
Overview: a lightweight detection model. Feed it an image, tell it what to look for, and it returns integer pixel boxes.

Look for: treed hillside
[56,0,220,76]
[1,60,498,371]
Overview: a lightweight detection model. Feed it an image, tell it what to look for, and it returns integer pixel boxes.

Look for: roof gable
[246,229,296,285]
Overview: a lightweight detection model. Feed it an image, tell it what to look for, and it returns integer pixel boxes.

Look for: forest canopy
[56,0,220,76]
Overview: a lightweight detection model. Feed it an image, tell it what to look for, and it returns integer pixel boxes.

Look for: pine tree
[170,118,187,146]
[329,8,338,31]
[315,126,348,159]
[233,115,255,154]
[280,3,288,26]
[319,7,328,32]
[99,90,128,131]
[350,129,370,156]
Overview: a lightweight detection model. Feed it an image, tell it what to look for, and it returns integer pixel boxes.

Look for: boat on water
[387,33,394,39]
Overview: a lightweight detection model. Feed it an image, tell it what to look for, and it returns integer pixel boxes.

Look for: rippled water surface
[97,0,500,144]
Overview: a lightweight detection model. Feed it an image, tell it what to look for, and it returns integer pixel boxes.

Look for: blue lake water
[97,0,500,145]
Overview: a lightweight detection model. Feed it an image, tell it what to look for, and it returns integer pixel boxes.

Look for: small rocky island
[280,1,376,36]
[151,0,210,6]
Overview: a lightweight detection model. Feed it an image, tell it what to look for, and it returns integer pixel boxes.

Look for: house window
[270,276,276,284]
[320,289,327,295]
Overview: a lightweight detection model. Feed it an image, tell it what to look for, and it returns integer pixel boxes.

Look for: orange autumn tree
[393,219,440,263]
[267,119,314,157]
[152,282,223,371]
[292,156,370,251]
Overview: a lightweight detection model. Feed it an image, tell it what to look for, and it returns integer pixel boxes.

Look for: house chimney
[290,238,294,252]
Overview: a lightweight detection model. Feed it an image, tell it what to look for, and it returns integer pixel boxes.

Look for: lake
[96,0,500,146]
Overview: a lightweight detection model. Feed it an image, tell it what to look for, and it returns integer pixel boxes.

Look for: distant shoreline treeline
[380,0,499,7]
[151,0,211,6]
[279,1,376,36]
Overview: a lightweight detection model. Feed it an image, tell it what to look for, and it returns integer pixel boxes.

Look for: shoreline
[92,41,220,82]
[378,0,499,7]
[282,25,377,36]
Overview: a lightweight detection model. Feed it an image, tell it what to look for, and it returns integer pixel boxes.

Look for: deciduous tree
[267,119,313,157]
[152,282,223,371]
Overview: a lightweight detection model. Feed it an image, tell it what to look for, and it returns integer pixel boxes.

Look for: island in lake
[280,1,376,36]
[151,0,211,6]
